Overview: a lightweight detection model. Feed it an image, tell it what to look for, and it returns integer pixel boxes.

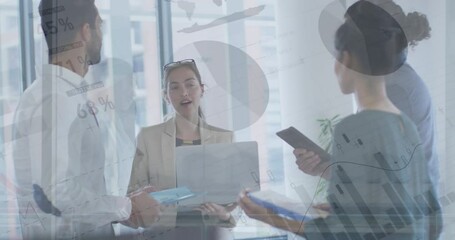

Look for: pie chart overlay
[169,40,270,131]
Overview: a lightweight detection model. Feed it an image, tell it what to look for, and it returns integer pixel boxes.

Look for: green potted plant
[314,114,341,203]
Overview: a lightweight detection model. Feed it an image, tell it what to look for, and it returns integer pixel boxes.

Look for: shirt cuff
[116,196,132,222]
[217,214,237,228]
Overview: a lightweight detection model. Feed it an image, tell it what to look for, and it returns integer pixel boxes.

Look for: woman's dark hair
[335,0,431,75]
[39,0,98,55]
[163,61,205,119]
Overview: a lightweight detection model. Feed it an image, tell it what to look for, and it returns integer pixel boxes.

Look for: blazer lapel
[200,119,213,144]
[161,118,176,188]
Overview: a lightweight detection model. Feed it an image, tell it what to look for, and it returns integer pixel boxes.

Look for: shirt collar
[41,64,87,88]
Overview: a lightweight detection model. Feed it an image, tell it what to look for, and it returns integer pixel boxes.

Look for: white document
[175,141,260,205]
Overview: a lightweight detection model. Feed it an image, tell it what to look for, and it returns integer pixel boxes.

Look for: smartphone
[276,127,331,162]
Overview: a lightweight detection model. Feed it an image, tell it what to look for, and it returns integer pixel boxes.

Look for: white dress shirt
[13,64,131,239]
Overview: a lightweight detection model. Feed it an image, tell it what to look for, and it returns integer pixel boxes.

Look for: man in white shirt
[13,1,160,239]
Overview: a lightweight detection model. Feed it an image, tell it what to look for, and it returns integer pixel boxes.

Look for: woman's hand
[313,203,331,212]
[237,190,272,223]
[195,203,235,221]
[294,148,331,179]
[237,190,305,235]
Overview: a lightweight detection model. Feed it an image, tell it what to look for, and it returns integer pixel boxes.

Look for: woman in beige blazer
[128,59,236,239]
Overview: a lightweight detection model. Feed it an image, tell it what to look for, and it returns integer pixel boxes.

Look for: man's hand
[294,148,330,179]
[122,186,161,228]
[195,202,237,221]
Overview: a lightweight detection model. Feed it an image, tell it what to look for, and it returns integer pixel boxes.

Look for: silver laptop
[175,141,260,205]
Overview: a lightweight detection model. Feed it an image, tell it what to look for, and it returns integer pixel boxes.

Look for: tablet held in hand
[277,127,331,162]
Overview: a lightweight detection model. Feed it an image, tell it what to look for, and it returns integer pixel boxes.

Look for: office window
[28,1,162,236]
[130,0,156,12]
[169,0,284,238]
[129,12,163,127]
[1,0,454,239]
[0,1,23,239]
[4,0,286,238]
[7,0,283,238]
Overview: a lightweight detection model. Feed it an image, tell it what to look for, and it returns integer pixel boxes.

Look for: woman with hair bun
[297,1,439,190]
[238,1,442,239]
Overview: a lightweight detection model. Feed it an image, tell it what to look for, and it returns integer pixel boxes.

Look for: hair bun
[405,12,431,46]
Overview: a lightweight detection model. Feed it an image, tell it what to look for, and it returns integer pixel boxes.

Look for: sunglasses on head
[163,59,196,71]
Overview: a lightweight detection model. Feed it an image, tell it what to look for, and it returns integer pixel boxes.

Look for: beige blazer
[127,117,235,232]
[128,117,233,193]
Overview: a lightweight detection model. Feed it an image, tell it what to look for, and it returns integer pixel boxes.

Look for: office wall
[275,0,353,200]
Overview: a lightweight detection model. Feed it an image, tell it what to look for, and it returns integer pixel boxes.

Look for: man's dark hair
[39,0,98,55]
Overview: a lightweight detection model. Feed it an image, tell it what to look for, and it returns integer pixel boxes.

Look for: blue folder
[248,190,315,222]
[149,187,196,204]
